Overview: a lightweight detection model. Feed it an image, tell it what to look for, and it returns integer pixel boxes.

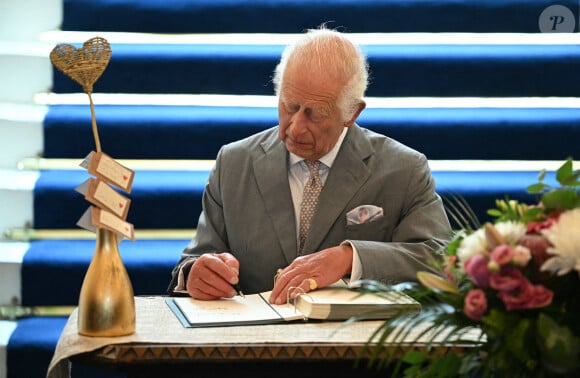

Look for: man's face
[278,63,347,161]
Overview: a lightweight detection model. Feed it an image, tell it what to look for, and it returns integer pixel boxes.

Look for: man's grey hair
[272,26,369,121]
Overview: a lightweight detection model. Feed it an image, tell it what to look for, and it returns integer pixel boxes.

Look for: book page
[169,293,304,328]
[304,288,417,305]
[295,288,421,320]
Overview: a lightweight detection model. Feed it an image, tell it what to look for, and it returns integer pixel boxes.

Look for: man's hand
[186,252,240,300]
[268,245,353,305]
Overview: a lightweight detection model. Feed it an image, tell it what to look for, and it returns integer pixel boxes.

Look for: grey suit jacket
[169,124,451,295]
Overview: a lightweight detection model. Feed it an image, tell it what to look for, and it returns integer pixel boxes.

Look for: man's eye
[309,109,328,122]
[284,103,299,113]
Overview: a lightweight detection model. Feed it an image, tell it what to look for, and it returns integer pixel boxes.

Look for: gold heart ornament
[50,36,111,94]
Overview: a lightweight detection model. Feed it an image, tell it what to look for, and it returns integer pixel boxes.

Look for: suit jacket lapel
[303,126,373,254]
[253,135,298,264]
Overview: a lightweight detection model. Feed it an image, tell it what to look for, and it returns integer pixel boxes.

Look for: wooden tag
[91,207,135,241]
[86,178,130,220]
[87,151,134,193]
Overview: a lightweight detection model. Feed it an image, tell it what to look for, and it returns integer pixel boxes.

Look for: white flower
[541,208,580,276]
[512,245,532,267]
[456,221,527,265]
[494,221,527,245]
[457,228,486,263]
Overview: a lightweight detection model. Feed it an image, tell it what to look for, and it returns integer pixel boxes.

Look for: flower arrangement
[362,158,579,377]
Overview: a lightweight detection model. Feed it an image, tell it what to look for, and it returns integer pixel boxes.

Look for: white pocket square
[346,205,384,225]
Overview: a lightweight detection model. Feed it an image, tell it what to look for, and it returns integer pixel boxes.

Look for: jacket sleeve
[349,154,451,284]
[167,149,230,295]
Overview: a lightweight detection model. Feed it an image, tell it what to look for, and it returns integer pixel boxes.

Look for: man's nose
[288,110,308,136]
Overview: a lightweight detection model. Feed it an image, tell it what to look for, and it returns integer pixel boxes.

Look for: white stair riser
[0,52,52,103]
[0,0,62,41]
[0,320,18,378]
[0,113,44,169]
[0,170,37,236]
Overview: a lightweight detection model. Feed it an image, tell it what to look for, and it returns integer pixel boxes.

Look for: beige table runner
[47,296,386,378]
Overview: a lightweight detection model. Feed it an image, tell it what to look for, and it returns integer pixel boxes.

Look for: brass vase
[78,228,135,336]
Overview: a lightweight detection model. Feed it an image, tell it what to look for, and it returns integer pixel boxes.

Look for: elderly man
[168,27,451,305]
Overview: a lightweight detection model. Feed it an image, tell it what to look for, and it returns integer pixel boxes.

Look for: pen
[233,283,245,298]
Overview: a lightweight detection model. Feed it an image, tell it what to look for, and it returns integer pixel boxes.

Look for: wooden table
[48,297,470,378]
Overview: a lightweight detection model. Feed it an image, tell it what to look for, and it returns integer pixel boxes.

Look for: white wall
[1,2,61,375]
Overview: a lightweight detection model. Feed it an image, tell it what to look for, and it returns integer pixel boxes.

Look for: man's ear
[344,101,366,127]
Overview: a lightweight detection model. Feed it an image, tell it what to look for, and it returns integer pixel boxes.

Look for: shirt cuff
[340,240,362,281]
[173,258,197,294]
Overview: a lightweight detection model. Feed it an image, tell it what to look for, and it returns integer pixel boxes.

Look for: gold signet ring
[308,278,318,291]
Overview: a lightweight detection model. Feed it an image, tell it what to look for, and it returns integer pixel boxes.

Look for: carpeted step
[33,169,558,230]
[61,0,579,34]
[7,317,67,378]
[7,317,123,378]
[43,104,580,161]
[20,238,188,306]
[52,43,580,98]
[33,170,206,229]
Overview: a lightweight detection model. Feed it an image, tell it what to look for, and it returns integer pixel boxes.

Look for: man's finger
[213,253,240,276]
[188,257,237,298]
[201,253,238,284]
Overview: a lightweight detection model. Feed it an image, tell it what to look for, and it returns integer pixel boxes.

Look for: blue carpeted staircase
[51,42,580,97]
[61,0,579,34]
[6,0,580,377]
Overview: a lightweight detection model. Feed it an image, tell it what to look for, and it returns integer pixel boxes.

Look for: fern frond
[442,193,481,231]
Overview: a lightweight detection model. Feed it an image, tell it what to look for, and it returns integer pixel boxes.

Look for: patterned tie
[299,160,322,254]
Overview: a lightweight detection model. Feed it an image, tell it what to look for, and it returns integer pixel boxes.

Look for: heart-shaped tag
[50,36,111,93]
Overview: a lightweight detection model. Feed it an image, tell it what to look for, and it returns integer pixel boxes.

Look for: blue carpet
[25,169,558,305]
[21,239,188,306]
[25,168,559,306]
[61,0,579,34]
[44,105,580,160]
[434,170,557,227]
[7,317,124,378]
[7,317,68,378]
[52,43,580,97]
[33,170,206,229]
[33,169,559,233]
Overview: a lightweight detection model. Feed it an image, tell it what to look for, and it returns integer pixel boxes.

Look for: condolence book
[166,283,421,328]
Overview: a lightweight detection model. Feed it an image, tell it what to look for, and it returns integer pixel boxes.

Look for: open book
[166,281,421,328]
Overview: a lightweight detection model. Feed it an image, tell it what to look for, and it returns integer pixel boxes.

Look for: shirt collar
[289,127,348,168]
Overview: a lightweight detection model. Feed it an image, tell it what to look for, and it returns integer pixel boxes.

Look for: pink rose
[497,279,534,311]
[498,282,553,311]
[464,253,490,288]
[526,213,559,233]
[518,234,551,268]
[529,285,553,308]
[489,266,524,292]
[490,245,514,266]
[464,289,487,321]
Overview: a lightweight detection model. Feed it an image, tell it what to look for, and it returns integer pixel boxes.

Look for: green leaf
[536,313,580,374]
[541,189,578,210]
[403,364,423,377]
[446,231,466,256]
[526,182,549,194]
[504,317,536,371]
[401,350,428,364]
[538,169,547,182]
[429,353,462,377]
[556,158,573,185]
